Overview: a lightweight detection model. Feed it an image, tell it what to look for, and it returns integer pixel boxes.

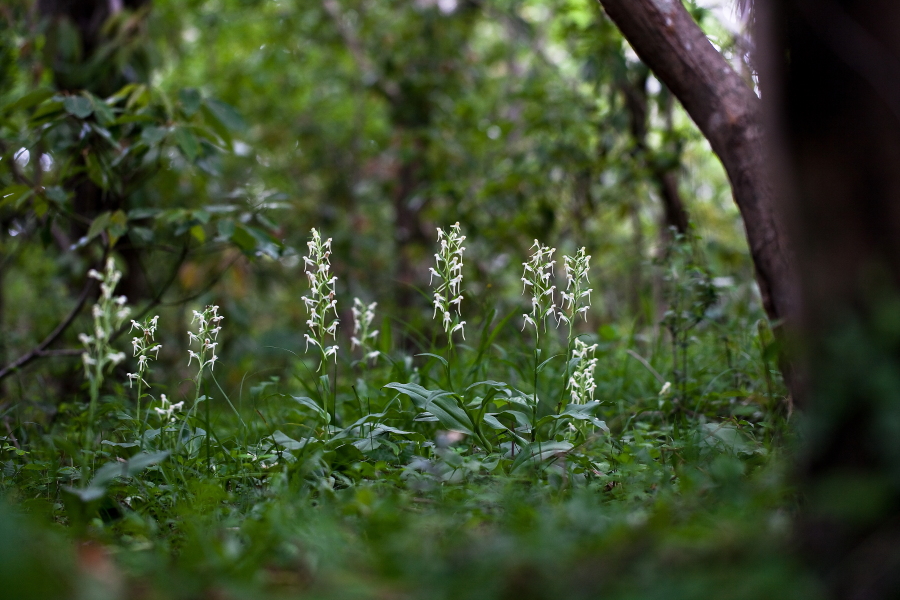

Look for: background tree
[595,0,797,331]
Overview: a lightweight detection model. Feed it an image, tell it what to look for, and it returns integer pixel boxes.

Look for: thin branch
[0,273,97,382]
[626,349,666,384]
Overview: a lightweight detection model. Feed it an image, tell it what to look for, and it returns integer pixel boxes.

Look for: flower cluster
[302,228,339,368]
[521,240,558,334]
[560,247,592,325]
[430,223,466,341]
[567,338,599,404]
[127,315,161,389]
[188,305,223,373]
[351,298,380,362]
[154,394,185,423]
[79,258,130,380]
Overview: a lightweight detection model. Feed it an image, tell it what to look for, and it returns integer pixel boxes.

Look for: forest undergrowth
[0,227,818,600]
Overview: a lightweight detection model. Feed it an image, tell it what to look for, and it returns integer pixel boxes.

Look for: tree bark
[759,1,900,597]
[596,0,797,327]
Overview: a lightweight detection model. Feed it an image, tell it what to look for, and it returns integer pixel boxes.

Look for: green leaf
[230,223,257,252]
[125,451,170,475]
[190,224,206,243]
[45,186,69,206]
[483,409,531,431]
[426,395,476,436]
[416,352,448,368]
[466,380,509,392]
[291,395,328,421]
[88,93,115,126]
[179,88,202,116]
[510,441,573,474]
[85,153,108,189]
[141,126,167,146]
[63,95,93,119]
[272,430,310,451]
[384,382,450,410]
[174,126,200,161]
[2,89,54,115]
[108,210,128,243]
[0,185,32,209]
[537,353,564,373]
[86,211,111,241]
[204,98,246,132]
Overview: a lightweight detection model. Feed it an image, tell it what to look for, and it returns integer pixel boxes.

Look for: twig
[0,274,97,382]
[625,349,666,384]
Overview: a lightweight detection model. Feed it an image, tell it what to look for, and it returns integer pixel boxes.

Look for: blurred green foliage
[0,0,806,598]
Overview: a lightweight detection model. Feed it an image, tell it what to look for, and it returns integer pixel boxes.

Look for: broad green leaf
[291,395,328,420]
[231,223,257,252]
[204,98,246,131]
[125,451,170,475]
[272,430,311,451]
[384,382,450,410]
[510,441,573,474]
[2,89,54,114]
[63,95,93,119]
[425,395,476,436]
[0,185,32,209]
[45,187,68,206]
[175,126,200,161]
[141,126,167,146]
[86,211,111,241]
[88,93,115,126]
[85,153,108,189]
[179,88,202,116]
[190,225,206,243]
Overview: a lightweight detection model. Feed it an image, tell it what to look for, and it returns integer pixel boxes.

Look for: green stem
[205,379,211,472]
[532,332,539,443]
[136,378,144,448]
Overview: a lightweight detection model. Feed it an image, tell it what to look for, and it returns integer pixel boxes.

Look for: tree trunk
[596,0,797,328]
[759,1,900,597]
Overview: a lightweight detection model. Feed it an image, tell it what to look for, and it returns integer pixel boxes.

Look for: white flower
[431,223,466,340]
[567,339,599,404]
[522,240,558,333]
[302,228,340,370]
[561,247,592,323]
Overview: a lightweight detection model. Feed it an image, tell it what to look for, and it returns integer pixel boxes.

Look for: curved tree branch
[0,274,96,382]
[596,0,797,326]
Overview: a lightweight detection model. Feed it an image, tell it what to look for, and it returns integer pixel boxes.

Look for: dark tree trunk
[759,1,900,597]
[596,0,798,328]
